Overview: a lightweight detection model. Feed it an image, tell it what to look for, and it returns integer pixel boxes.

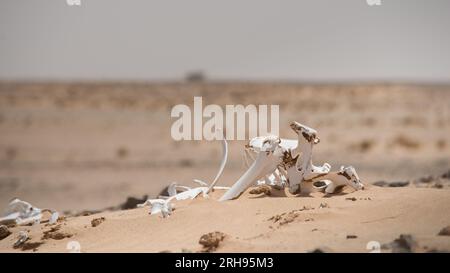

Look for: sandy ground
[0,185,449,253]
[0,82,449,252]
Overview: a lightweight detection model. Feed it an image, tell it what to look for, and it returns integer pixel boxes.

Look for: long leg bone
[220,136,285,201]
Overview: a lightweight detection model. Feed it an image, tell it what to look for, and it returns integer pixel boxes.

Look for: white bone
[0,198,57,226]
[206,136,228,194]
[220,136,285,201]
[287,122,331,193]
[192,179,208,186]
[14,231,29,248]
[226,121,364,199]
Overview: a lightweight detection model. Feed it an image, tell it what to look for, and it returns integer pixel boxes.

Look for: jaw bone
[219,136,285,201]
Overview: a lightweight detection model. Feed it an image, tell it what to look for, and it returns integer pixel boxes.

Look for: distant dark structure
[185,71,206,83]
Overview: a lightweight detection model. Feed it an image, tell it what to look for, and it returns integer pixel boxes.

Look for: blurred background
[0,0,449,213]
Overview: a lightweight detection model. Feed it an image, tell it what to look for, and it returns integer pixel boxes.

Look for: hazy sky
[1,0,449,82]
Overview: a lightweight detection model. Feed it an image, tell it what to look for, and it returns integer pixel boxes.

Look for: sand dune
[1,185,449,253]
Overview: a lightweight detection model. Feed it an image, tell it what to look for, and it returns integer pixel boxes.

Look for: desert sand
[0,82,449,252]
[0,185,450,253]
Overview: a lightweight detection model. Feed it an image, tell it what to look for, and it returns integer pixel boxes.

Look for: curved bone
[206,136,228,194]
[220,136,285,201]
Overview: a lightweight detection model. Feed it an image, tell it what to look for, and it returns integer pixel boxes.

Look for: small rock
[120,195,148,210]
[373,180,409,187]
[42,225,72,240]
[308,246,333,253]
[199,231,226,252]
[0,225,12,240]
[382,234,418,253]
[318,203,329,209]
[373,181,388,187]
[441,170,450,179]
[345,197,357,201]
[249,185,272,196]
[388,181,410,187]
[91,217,106,227]
[438,226,450,236]
[418,175,434,183]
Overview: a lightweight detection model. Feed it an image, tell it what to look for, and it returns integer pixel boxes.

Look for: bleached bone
[206,135,228,194]
[286,121,331,193]
[226,121,364,199]
[14,231,29,248]
[220,135,286,201]
[138,199,173,218]
[245,139,287,189]
[248,136,298,152]
[139,136,230,216]
[308,166,364,193]
[0,198,59,226]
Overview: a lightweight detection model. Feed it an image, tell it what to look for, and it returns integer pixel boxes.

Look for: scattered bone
[346,235,358,239]
[0,198,58,226]
[91,217,105,227]
[438,226,450,236]
[0,225,11,240]
[139,136,229,217]
[199,231,226,252]
[13,231,29,248]
[249,185,272,196]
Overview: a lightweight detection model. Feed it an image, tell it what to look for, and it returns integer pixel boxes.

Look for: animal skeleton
[139,121,364,214]
[220,121,364,201]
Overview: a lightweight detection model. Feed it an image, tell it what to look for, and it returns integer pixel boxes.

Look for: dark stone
[372,181,388,187]
[388,181,410,187]
[308,246,333,253]
[383,234,418,253]
[418,175,434,183]
[119,195,148,210]
[438,226,450,236]
[0,225,11,240]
